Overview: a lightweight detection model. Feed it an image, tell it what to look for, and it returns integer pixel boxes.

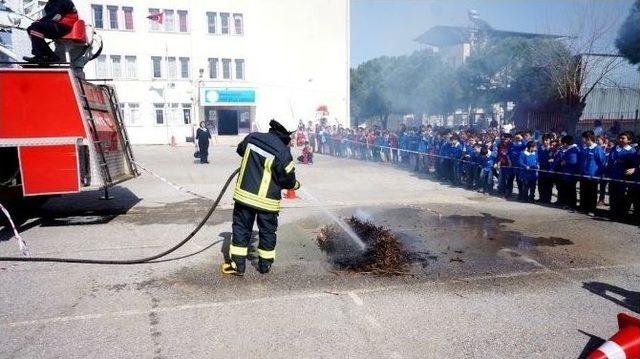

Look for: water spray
[298,187,367,251]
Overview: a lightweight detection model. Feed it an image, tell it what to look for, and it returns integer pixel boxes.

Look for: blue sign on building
[201,88,256,105]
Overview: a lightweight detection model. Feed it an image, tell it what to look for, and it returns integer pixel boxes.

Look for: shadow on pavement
[0,186,141,241]
[577,330,606,359]
[582,281,640,313]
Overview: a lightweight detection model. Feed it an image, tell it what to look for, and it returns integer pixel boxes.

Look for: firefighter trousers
[230,202,278,273]
[27,21,71,58]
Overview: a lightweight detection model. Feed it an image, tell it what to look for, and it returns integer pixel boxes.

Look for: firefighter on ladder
[221,119,301,276]
[23,0,78,63]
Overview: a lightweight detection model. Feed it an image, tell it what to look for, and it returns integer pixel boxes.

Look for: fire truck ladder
[103,85,138,177]
[77,79,114,200]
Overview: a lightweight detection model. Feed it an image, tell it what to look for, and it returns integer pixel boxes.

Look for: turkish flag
[147,12,164,24]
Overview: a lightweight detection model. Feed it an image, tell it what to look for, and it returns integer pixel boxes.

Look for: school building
[18,0,350,144]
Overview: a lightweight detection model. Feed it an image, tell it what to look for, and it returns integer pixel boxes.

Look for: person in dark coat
[196,121,211,164]
[23,0,78,63]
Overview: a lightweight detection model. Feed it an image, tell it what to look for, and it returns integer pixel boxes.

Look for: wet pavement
[1,143,639,358]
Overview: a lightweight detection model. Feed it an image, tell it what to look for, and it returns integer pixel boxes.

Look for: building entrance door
[218,110,238,135]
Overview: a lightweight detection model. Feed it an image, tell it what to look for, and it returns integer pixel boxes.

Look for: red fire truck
[0,10,137,208]
[0,68,138,206]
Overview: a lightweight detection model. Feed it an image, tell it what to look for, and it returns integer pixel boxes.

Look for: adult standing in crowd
[196,121,211,164]
[607,131,636,219]
[555,135,579,209]
[578,131,606,214]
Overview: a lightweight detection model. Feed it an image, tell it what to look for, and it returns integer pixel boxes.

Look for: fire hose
[0,168,239,265]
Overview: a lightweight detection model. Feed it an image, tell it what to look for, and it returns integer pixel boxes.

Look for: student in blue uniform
[449,134,463,185]
[509,134,527,200]
[467,142,482,189]
[408,129,421,170]
[578,131,606,214]
[607,131,637,219]
[417,129,430,172]
[439,135,452,180]
[537,134,555,203]
[518,141,539,202]
[555,135,579,209]
[478,146,496,194]
[631,144,640,222]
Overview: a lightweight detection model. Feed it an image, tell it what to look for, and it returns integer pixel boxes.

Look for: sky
[350,0,636,66]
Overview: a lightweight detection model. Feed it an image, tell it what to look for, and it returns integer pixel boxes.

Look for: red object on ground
[60,18,85,41]
[19,145,79,196]
[284,189,297,199]
[587,313,640,359]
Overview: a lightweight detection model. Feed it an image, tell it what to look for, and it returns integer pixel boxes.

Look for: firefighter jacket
[42,0,78,25]
[233,131,300,213]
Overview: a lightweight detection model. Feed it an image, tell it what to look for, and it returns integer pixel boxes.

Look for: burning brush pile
[317,216,409,275]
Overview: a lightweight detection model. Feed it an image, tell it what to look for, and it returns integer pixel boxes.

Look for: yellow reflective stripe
[258,157,274,197]
[293,181,300,190]
[285,161,295,173]
[236,147,251,190]
[229,244,248,256]
[257,248,276,260]
[234,194,279,211]
[234,188,280,207]
[233,188,280,211]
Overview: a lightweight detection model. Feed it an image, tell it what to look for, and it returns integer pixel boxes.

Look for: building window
[151,56,162,78]
[154,103,165,125]
[149,8,161,31]
[164,9,175,32]
[167,57,177,78]
[95,54,107,78]
[129,103,140,125]
[222,58,231,79]
[220,13,229,34]
[110,55,121,78]
[206,12,216,34]
[208,58,218,79]
[168,103,180,124]
[123,6,134,30]
[125,55,136,78]
[233,14,243,35]
[182,104,192,125]
[177,10,188,32]
[234,59,244,80]
[107,5,118,29]
[179,57,190,79]
[123,103,140,125]
[91,4,103,29]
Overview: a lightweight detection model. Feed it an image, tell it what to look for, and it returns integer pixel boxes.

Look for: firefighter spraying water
[221,119,301,276]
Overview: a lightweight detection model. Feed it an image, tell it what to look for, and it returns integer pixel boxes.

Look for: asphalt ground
[1,139,639,358]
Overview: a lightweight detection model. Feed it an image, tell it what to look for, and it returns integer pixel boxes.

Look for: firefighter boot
[220,261,244,276]
[257,259,272,274]
[23,54,61,64]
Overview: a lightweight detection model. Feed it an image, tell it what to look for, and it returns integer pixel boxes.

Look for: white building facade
[22,0,350,144]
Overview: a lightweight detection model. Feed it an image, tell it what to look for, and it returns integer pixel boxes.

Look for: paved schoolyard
[1,140,638,358]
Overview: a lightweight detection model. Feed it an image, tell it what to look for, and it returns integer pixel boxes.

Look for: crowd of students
[295,122,640,222]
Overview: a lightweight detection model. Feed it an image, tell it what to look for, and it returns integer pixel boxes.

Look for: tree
[457,37,561,110]
[532,2,628,135]
[616,0,640,66]
[350,50,465,128]
[350,58,393,128]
